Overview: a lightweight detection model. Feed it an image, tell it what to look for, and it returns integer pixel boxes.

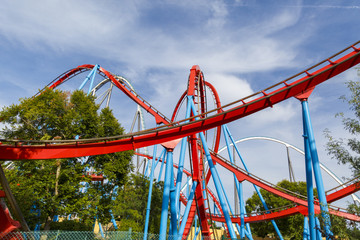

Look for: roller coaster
[0,41,360,240]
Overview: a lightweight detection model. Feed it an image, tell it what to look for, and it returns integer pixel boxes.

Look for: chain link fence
[0,231,197,240]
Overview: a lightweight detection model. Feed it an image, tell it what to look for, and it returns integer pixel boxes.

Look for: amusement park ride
[0,41,360,240]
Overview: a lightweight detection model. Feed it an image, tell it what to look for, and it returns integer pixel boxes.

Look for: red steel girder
[326,181,360,203]
[182,201,197,238]
[187,65,201,97]
[189,134,211,236]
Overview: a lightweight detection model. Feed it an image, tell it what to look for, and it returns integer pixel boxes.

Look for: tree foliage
[325,80,360,176]
[245,180,309,239]
[245,180,352,239]
[0,88,133,230]
[324,80,360,238]
[113,173,163,233]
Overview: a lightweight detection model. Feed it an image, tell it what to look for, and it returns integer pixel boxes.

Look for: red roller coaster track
[1,41,360,239]
[136,151,360,227]
[0,42,359,161]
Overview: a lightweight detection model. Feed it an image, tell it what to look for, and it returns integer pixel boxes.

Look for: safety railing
[325,175,360,195]
[2,41,360,149]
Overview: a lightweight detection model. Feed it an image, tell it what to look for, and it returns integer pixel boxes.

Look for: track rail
[0,42,359,160]
[209,176,360,223]
[47,64,171,125]
[136,151,360,225]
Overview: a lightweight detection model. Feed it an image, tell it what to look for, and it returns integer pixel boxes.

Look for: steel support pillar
[303,216,310,240]
[301,100,332,239]
[159,149,175,240]
[303,118,316,239]
[78,64,99,95]
[222,125,252,239]
[177,181,198,240]
[188,101,236,239]
[223,124,282,240]
[315,217,322,240]
[144,144,158,240]
[170,158,178,236]
[175,98,192,214]
[198,131,237,239]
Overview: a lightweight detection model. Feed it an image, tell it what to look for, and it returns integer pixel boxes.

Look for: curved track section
[0,42,359,160]
[218,136,360,204]
[46,64,170,125]
[136,148,360,226]
[89,75,151,173]
[210,152,360,223]
[171,79,223,152]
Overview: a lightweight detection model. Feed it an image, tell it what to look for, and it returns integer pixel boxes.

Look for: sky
[0,0,360,210]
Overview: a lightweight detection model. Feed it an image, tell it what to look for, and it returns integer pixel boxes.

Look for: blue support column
[303,216,310,240]
[158,150,167,181]
[231,182,253,239]
[78,64,99,94]
[193,215,200,240]
[170,159,178,236]
[53,215,59,222]
[144,145,158,240]
[239,183,252,238]
[303,118,316,239]
[159,149,174,240]
[222,125,247,239]
[144,160,150,178]
[154,148,166,169]
[175,96,192,214]
[217,169,243,236]
[214,203,225,230]
[315,217,322,240]
[175,98,192,214]
[98,221,105,238]
[223,125,282,240]
[109,210,118,230]
[238,182,246,239]
[188,101,237,239]
[177,181,198,240]
[198,133,237,238]
[302,100,332,239]
[174,137,187,210]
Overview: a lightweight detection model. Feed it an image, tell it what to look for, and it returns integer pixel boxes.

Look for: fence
[0,231,182,240]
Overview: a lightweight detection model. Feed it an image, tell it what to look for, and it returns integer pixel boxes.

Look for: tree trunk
[55,159,61,196]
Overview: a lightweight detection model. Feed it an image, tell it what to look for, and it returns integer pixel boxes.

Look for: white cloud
[245,100,298,126]
[0,0,307,74]
[205,73,253,105]
[205,0,228,30]
[0,0,138,51]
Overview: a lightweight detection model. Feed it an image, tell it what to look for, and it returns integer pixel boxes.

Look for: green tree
[325,80,360,176]
[245,180,350,239]
[0,88,133,230]
[246,180,309,239]
[113,173,163,233]
[324,80,360,239]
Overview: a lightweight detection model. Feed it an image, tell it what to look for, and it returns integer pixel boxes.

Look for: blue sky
[0,0,360,207]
